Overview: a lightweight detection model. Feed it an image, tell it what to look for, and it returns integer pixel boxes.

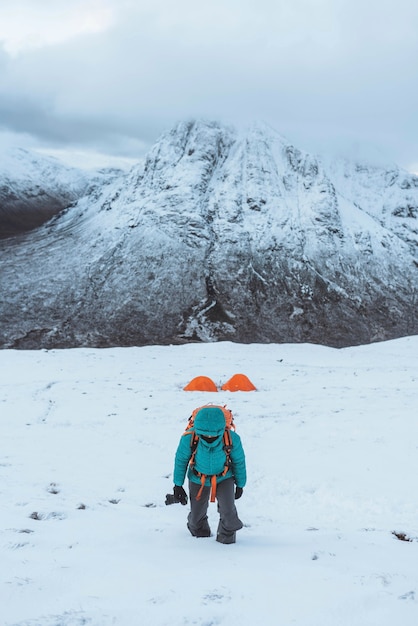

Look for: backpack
[183,404,235,503]
[186,404,236,432]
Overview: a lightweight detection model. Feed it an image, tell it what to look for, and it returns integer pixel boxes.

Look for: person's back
[171,406,247,544]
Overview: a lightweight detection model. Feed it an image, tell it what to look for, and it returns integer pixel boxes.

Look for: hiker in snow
[171,406,246,544]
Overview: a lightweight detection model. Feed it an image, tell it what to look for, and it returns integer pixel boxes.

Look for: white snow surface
[1,337,417,625]
[0,147,96,196]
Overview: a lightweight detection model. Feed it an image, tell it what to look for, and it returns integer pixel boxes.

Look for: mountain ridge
[0,120,417,349]
[0,146,123,238]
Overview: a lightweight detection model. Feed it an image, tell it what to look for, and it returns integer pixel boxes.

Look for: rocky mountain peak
[0,120,417,349]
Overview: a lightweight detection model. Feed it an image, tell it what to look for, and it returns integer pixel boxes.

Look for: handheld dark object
[165,486,188,506]
[165,493,181,505]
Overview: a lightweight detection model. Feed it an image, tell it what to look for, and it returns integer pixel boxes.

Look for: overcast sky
[0,0,417,170]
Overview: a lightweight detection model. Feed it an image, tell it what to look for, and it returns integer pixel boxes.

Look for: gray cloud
[1,0,418,169]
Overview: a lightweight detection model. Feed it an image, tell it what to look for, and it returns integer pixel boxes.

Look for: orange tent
[183,376,218,392]
[221,373,256,392]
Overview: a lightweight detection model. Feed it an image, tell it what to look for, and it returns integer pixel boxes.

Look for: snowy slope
[323,156,418,254]
[0,147,117,238]
[1,337,417,625]
[0,120,417,349]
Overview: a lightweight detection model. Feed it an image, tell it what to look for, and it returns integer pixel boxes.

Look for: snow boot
[187,521,211,538]
[216,531,236,544]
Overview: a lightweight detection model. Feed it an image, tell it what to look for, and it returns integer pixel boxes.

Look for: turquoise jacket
[173,407,247,488]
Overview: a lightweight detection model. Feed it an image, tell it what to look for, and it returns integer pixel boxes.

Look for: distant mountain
[0,120,417,349]
[0,147,118,238]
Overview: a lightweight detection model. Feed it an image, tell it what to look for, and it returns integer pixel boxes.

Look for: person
[172,406,247,544]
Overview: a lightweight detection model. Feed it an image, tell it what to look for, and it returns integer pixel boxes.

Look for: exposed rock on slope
[0,120,417,349]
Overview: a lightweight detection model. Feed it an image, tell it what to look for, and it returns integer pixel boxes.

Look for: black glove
[235,486,243,500]
[173,485,188,505]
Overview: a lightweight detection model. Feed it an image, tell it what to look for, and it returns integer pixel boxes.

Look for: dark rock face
[0,120,417,349]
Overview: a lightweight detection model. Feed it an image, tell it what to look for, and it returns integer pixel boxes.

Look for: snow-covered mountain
[0,120,417,349]
[0,147,119,238]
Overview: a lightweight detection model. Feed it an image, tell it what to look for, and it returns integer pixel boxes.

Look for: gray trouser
[187,477,243,542]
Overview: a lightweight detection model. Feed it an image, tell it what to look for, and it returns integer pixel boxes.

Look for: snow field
[1,338,417,625]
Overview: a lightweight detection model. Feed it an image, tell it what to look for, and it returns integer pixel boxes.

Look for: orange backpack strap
[210,475,217,502]
[196,474,207,501]
[196,474,218,502]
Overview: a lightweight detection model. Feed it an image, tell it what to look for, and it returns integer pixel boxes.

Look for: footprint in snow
[399,590,415,601]
[29,511,66,520]
[202,588,231,605]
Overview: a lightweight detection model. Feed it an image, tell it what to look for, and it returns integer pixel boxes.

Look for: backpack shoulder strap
[223,428,233,451]
[184,429,199,467]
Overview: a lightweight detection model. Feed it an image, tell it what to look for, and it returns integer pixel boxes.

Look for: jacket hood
[193,407,226,437]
